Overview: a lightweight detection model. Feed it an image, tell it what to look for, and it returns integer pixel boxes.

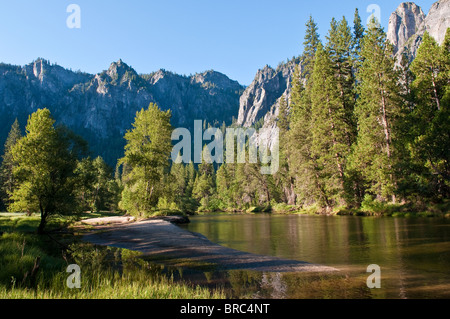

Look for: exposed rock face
[241,0,450,138]
[1,1,448,167]
[0,59,244,165]
[237,59,299,128]
[387,2,426,54]
[150,69,244,128]
[421,0,450,45]
[389,0,450,60]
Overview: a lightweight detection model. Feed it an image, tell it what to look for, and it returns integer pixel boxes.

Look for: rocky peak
[255,65,277,84]
[22,58,54,83]
[237,60,298,128]
[389,0,450,61]
[149,69,168,84]
[21,58,92,93]
[106,59,138,82]
[147,69,184,86]
[191,70,241,91]
[422,0,450,45]
[31,58,48,80]
[387,2,425,54]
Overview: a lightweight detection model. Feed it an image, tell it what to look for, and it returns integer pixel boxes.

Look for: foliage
[9,109,81,234]
[0,215,224,299]
[349,19,402,203]
[74,156,121,213]
[0,119,22,211]
[406,30,450,198]
[119,103,173,217]
[0,15,448,219]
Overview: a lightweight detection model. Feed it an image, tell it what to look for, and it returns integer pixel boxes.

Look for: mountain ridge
[1,0,448,166]
[0,58,244,165]
[236,0,449,132]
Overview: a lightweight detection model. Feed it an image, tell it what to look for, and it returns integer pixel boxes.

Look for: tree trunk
[431,73,441,111]
[380,89,397,203]
[380,92,392,159]
[37,202,47,235]
[328,105,346,197]
[285,180,297,205]
[37,212,47,235]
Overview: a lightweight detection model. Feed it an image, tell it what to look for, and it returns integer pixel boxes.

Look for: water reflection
[163,266,372,299]
[181,214,450,299]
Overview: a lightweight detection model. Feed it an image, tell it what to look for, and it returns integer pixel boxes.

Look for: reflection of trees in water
[226,270,288,299]
[225,269,372,299]
[261,273,287,299]
[225,269,370,299]
[227,270,263,298]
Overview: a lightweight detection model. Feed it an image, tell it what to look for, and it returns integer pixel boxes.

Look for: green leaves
[406,29,450,196]
[302,15,321,80]
[0,119,22,211]
[75,156,119,213]
[9,109,78,233]
[119,103,173,216]
[352,22,401,201]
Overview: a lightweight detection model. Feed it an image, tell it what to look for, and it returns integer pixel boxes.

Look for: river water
[180,214,450,299]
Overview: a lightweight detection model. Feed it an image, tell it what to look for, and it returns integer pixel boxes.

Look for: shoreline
[81,216,338,273]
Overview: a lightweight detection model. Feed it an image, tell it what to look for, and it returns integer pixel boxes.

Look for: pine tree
[277,94,290,134]
[442,28,450,108]
[216,163,232,209]
[169,155,198,213]
[350,19,402,202]
[302,15,321,80]
[327,16,357,146]
[92,156,117,211]
[192,145,216,211]
[0,119,21,211]
[75,157,97,211]
[75,156,117,213]
[398,53,415,112]
[310,43,353,207]
[407,30,450,196]
[411,32,446,111]
[185,161,197,198]
[287,64,326,207]
[275,94,296,205]
[284,15,326,208]
[353,8,365,69]
[170,154,187,206]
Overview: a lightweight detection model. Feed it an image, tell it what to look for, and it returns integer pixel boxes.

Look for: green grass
[1,280,222,299]
[0,214,225,299]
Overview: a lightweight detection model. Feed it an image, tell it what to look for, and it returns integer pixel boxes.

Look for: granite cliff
[0,59,244,165]
[237,0,449,136]
[1,1,448,165]
[388,0,450,60]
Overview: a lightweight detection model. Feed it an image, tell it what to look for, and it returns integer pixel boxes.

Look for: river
[180,214,450,299]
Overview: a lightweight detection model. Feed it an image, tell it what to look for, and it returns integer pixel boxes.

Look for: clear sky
[0,0,437,85]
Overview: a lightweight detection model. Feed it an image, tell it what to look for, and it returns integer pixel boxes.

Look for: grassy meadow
[0,212,224,299]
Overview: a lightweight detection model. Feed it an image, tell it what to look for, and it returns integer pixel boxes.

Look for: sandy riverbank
[81,216,338,273]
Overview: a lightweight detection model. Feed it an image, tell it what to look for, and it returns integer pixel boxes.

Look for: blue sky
[0,0,436,85]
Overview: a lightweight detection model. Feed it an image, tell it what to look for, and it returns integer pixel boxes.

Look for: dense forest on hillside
[0,11,449,232]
